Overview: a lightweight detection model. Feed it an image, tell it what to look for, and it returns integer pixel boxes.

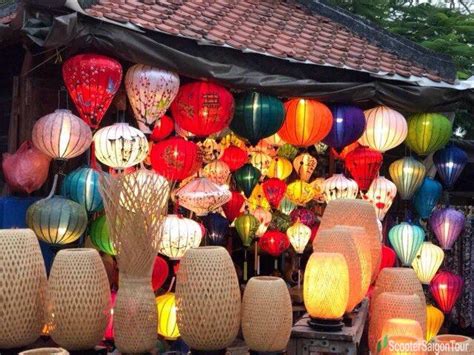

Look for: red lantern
[345,147,383,191]
[222,191,245,222]
[220,145,248,171]
[259,230,290,257]
[262,178,287,208]
[104,289,116,341]
[430,271,464,314]
[290,208,317,227]
[151,137,202,181]
[379,245,396,272]
[331,142,360,160]
[150,115,174,142]
[152,255,170,292]
[170,81,234,136]
[309,222,320,243]
[62,53,123,129]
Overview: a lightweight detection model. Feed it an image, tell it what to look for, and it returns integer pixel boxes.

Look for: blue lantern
[433,145,467,190]
[61,167,104,213]
[202,212,229,246]
[322,105,366,152]
[413,177,442,219]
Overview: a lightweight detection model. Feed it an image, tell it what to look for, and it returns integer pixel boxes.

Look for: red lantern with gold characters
[151,115,174,142]
[262,178,287,209]
[222,191,245,222]
[259,230,290,257]
[170,81,234,137]
[220,145,248,171]
[345,147,383,191]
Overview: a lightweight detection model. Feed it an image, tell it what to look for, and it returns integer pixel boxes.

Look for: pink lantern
[430,208,465,250]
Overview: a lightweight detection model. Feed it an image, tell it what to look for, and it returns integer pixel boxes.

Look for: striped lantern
[345,147,383,191]
[287,221,312,254]
[388,222,425,266]
[433,144,468,190]
[405,113,452,156]
[425,305,444,341]
[363,176,397,221]
[322,174,358,202]
[389,157,426,200]
[61,167,104,213]
[322,104,366,151]
[429,208,465,250]
[267,157,293,180]
[413,177,442,219]
[429,271,464,314]
[89,215,115,255]
[411,242,444,284]
[159,214,203,260]
[156,292,180,340]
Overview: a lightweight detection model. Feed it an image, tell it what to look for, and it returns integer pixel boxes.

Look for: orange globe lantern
[425,305,444,341]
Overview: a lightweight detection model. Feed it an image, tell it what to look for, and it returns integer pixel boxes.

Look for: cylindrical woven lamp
[431,335,472,355]
[425,305,444,341]
[0,229,47,349]
[381,318,424,341]
[46,248,110,350]
[176,247,241,353]
[242,276,292,353]
[19,348,69,355]
[411,242,444,284]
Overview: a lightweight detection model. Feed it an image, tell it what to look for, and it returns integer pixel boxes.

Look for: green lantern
[90,215,116,255]
[388,222,425,266]
[279,196,297,215]
[405,113,452,156]
[270,210,292,232]
[230,92,285,146]
[277,143,299,160]
[235,214,259,247]
[234,163,261,198]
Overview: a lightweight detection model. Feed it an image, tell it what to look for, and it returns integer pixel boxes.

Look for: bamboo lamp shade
[411,242,444,284]
[388,222,425,266]
[293,153,317,181]
[202,160,231,185]
[287,221,312,254]
[286,179,315,205]
[405,113,452,156]
[322,173,359,202]
[176,246,241,351]
[425,305,444,341]
[242,276,292,352]
[156,292,180,340]
[389,157,426,200]
[159,214,203,260]
[381,318,424,341]
[431,334,473,355]
[267,156,293,180]
[89,215,116,255]
[303,252,349,320]
[363,176,397,221]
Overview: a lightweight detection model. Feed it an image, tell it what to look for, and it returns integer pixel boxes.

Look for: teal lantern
[90,215,116,255]
[413,177,442,219]
[279,197,297,215]
[230,92,285,146]
[61,167,104,213]
[234,163,261,198]
[388,222,425,266]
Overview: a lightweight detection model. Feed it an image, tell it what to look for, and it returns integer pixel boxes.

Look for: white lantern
[293,153,317,182]
[93,123,148,169]
[202,161,231,185]
[159,214,202,260]
[253,207,272,237]
[363,176,397,221]
[287,221,312,254]
[250,151,272,176]
[323,174,358,202]
[32,109,92,160]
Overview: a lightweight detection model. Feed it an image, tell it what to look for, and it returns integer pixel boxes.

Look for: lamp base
[249,351,287,355]
[190,349,227,355]
[307,317,344,332]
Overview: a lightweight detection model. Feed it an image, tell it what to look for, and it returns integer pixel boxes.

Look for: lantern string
[166,276,175,293]
[45,173,59,200]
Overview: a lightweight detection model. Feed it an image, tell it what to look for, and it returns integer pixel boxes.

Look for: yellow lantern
[304,252,349,330]
[267,157,293,180]
[156,292,180,340]
[293,153,317,182]
[263,133,285,147]
[381,318,424,341]
[197,138,223,163]
[425,305,444,341]
[202,160,231,185]
[287,221,311,254]
[310,177,326,203]
[389,157,426,200]
[248,184,271,211]
[250,151,272,176]
[322,174,358,202]
[411,242,444,284]
[286,180,315,206]
[159,214,203,260]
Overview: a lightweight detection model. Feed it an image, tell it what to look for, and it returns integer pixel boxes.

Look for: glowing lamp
[90,215,116,255]
[150,115,174,142]
[202,160,231,185]
[293,153,317,182]
[152,256,169,292]
[425,305,444,341]
[389,157,426,200]
[104,290,117,341]
[247,184,271,212]
[259,230,290,257]
[388,223,425,266]
[322,174,358,202]
[61,167,103,213]
[381,318,424,341]
[158,214,203,260]
[156,293,180,340]
[433,144,467,190]
[222,191,245,222]
[267,156,293,180]
[279,197,297,215]
[323,104,366,151]
[363,176,397,221]
[235,214,259,247]
[345,147,383,191]
[262,178,287,208]
[264,132,285,147]
[411,242,444,284]
[429,208,465,250]
[286,180,315,205]
[379,245,397,272]
[405,113,452,156]
[249,151,272,176]
[202,212,229,246]
[413,177,442,219]
[429,271,464,314]
[220,145,248,171]
[287,222,311,254]
[253,207,272,237]
[234,164,261,198]
[198,138,223,163]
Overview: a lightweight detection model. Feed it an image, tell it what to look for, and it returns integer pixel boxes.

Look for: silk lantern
[247,184,271,212]
[332,141,360,160]
[198,138,223,163]
[27,196,88,245]
[363,176,397,221]
[253,207,272,237]
[104,290,117,341]
[202,212,229,246]
[62,53,122,129]
[290,208,317,227]
[425,305,444,341]
[287,221,311,254]
[175,121,195,139]
[345,147,383,191]
[250,151,272,176]
[259,230,290,257]
[125,64,180,133]
[202,160,231,185]
[322,173,358,202]
[159,214,203,260]
[380,245,397,272]
[156,293,180,340]
[230,92,285,145]
[286,180,315,205]
[235,213,259,247]
[389,157,426,200]
[171,81,234,136]
[323,104,366,151]
[278,99,333,147]
[433,145,468,189]
[220,145,248,171]
[430,208,465,250]
[411,242,444,284]
[32,110,92,160]
[221,132,247,149]
[152,256,169,292]
[430,271,464,314]
[150,115,174,142]
[61,167,103,213]
[249,139,277,157]
[94,123,148,169]
[293,153,317,181]
[405,113,452,156]
[359,106,408,152]
[222,191,245,222]
[151,137,202,181]
[90,215,116,255]
[234,163,261,198]
[262,178,287,208]
[413,177,442,219]
[279,197,297,215]
[267,156,293,180]
[277,143,299,161]
[388,223,425,266]
[264,132,285,147]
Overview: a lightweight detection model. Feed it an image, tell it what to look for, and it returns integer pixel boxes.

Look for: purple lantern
[322,105,366,152]
[430,208,465,250]
[290,208,317,227]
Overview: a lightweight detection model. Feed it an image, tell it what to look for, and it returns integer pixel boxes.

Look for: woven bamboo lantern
[381,318,424,341]
[322,173,358,202]
[389,157,426,200]
[0,229,47,349]
[159,214,203,260]
[431,335,473,355]
[46,249,110,350]
[176,246,241,352]
[425,305,444,341]
[156,292,180,340]
[411,242,444,284]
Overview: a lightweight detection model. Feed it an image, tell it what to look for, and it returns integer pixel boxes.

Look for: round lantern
[235,213,259,247]
[198,138,223,163]
[247,184,271,212]
[322,173,358,202]
[175,177,231,216]
[425,305,444,341]
[152,255,169,292]
[267,156,293,180]
[405,113,452,156]
[278,99,333,147]
[171,81,234,136]
[413,177,442,219]
[230,92,285,145]
[323,105,366,151]
[309,177,326,203]
[62,53,122,129]
[279,197,297,215]
[345,147,383,191]
[363,176,397,221]
[250,151,272,176]
[262,178,287,208]
[32,109,92,160]
[259,230,290,257]
[287,221,311,254]
[293,153,317,181]
[234,163,261,198]
[359,105,408,152]
[388,222,425,266]
[430,208,465,250]
[430,271,464,314]
[286,180,315,205]
[411,242,445,284]
[151,115,174,142]
[389,157,426,200]
[156,293,180,340]
[202,160,231,185]
[159,214,203,260]
[202,212,229,246]
[379,245,397,273]
[264,132,286,147]
[61,167,103,213]
[290,208,317,227]
[125,64,180,133]
[93,123,148,169]
[222,191,245,222]
[220,145,248,171]
[26,196,88,245]
[89,215,115,255]
[253,207,272,237]
[433,144,468,189]
[151,137,202,181]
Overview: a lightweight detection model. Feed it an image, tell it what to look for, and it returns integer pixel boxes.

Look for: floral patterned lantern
[253,207,273,237]
[433,144,468,190]
[389,157,426,200]
[290,208,317,227]
[363,176,397,221]
[250,151,272,176]
[202,160,231,185]
[198,138,223,163]
[345,147,383,191]
[150,115,174,142]
[429,271,464,314]
[413,177,442,219]
[411,242,444,284]
[322,174,358,202]
[430,208,465,250]
[405,113,452,156]
[267,156,293,180]
[159,214,203,260]
[323,104,366,151]
[286,180,315,206]
[234,163,261,198]
[220,145,248,171]
[388,222,425,266]
[62,53,122,129]
[262,178,287,209]
[293,153,317,182]
[247,184,271,211]
[259,230,290,257]
[222,191,245,222]
[287,221,311,254]
[125,64,180,133]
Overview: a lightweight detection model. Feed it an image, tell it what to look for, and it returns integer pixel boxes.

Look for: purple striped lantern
[429,208,465,250]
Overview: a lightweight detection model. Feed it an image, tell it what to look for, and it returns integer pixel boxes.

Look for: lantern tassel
[243,249,248,282]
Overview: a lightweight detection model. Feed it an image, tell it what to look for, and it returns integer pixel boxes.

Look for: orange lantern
[425,305,444,341]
